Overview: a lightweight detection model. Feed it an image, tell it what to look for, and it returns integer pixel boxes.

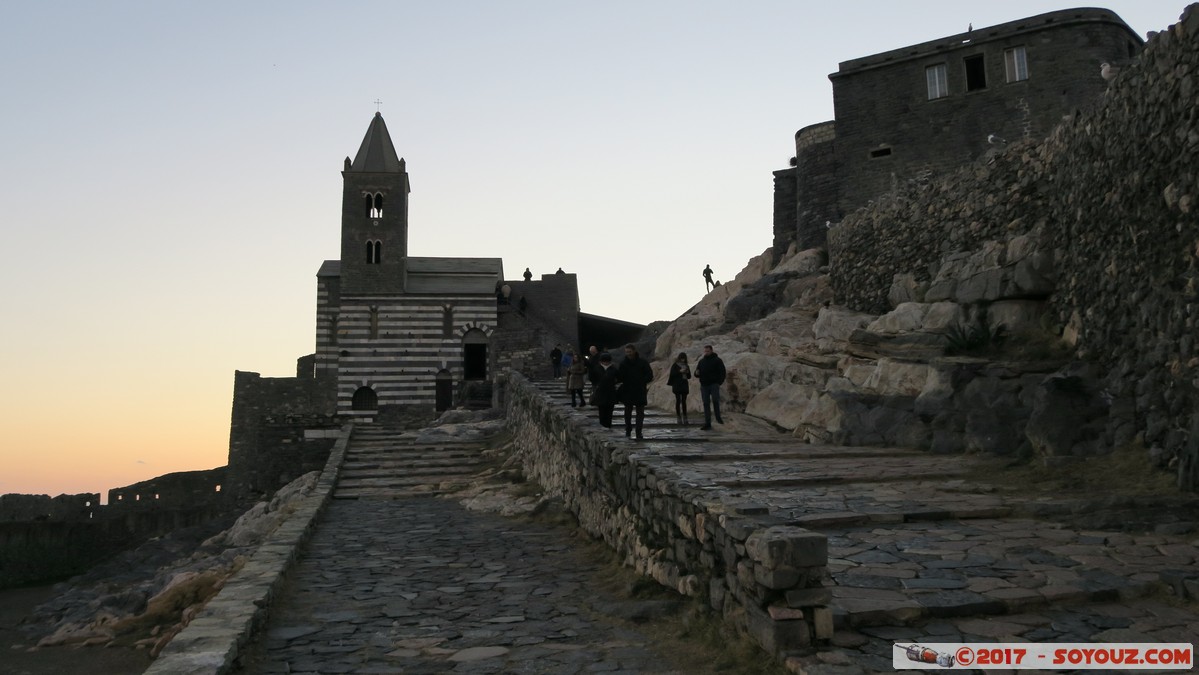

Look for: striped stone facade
[317,293,497,413]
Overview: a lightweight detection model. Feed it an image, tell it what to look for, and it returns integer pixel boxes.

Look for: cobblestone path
[235,496,705,674]
[533,381,1199,673]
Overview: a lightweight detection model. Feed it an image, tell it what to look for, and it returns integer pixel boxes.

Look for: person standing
[694,344,726,430]
[566,351,587,407]
[592,353,618,428]
[617,343,654,439]
[703,264,715,292]
[585,345,602,400]
[667,352,692,426]
[550,344,563,378]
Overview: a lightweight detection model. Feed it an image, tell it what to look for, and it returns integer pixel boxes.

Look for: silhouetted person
[695,344,726,430]
[550,345,562,378]
[523,267,532,281]
[617,343,653,439]
[566,350,587,407]
[703,264,715,292]
[667,352,692,425]
[592,353,618,427]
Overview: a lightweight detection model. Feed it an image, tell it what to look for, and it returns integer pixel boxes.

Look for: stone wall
[225,370,340,503]
[828,5,1199,485]
[0,507,228,589]
[501,372,832,657]
[108,467,227,511]
[0,493,99,522]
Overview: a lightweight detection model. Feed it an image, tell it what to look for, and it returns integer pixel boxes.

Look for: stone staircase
[333,426,491,500]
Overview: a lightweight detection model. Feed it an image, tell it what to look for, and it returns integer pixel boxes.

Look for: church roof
[348,112,404,173]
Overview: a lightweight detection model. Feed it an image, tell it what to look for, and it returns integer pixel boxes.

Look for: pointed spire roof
[348,112,404,173]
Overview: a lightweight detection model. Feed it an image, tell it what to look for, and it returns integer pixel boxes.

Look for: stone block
[744,526,828,570]
[754,564,801,590]
[746,604,812,653]
[812,606,835,640]
[767,605,805,620]
[785,586,834,607]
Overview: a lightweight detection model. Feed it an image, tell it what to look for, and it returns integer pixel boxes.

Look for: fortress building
[774,7,1142,257]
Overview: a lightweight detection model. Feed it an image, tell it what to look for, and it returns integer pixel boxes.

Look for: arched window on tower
[366,240,382,264]
[369,306,379,340]
[443,305,454,337]
[365,192,384,218]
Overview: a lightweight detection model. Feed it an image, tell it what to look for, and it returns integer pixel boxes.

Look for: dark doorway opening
[436,369,453,411]
[351,386,377,410]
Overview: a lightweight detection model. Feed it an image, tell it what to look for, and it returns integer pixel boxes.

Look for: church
[314,112,506,417]
[224,112,644,499]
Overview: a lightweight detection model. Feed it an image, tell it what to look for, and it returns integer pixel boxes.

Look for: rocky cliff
[652,4,1199,492]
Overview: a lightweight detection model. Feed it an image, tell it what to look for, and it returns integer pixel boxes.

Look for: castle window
[964,54,986,91]
[1004,46,1028,82]
[369,306,379,340]
[366,240,382,264]
[926,63,948,100]
[869,146,893,159]
[443,305,454,337]
[364,192,384,219]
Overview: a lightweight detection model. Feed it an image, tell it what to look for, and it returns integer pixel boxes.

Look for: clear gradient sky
[0,1,1186,499]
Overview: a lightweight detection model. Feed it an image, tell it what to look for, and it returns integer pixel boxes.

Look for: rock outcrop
[651,5,1199,492]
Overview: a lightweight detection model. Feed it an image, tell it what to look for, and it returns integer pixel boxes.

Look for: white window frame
[926,63,949,100]
[1005,46,1029,82]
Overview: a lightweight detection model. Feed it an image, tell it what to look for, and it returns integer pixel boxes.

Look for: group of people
[549,343,727,439]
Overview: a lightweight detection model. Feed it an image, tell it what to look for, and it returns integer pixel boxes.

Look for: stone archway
[351,386,378,411]
[462,329,488,380]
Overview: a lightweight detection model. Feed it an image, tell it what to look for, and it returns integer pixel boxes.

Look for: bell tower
[339,112,410,295]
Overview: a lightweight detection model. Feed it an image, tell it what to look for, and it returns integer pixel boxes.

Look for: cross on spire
[373,99,383,112]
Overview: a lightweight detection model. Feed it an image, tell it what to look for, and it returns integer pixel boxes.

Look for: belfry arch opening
[365,192,384,218]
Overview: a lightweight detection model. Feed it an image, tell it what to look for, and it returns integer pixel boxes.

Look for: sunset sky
[0,1,1185,499]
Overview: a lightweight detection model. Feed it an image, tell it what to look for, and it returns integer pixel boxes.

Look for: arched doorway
[435,369,453,412]
[462,329,488,380]
[351,386,378,411]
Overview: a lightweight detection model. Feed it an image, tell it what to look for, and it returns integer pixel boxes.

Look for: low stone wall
[501,372,832,659]
[145,424,352,675]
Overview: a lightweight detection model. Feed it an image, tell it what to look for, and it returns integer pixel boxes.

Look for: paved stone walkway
[534,381,1199,673]
[234,497,706,674]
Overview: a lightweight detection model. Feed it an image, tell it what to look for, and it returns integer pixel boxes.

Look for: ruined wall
[107,468,227,511]
[828,6,1199,484]
[225,370,339,503]
[501,372,832,656]
[0,493,99,522]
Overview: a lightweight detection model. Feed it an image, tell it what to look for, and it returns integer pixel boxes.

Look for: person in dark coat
[617,343,654,439]
[585,345,602,395]
[694,344,726,430]
[550,345,563,378]
[591,353,618,428]
[667,352,691,426]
